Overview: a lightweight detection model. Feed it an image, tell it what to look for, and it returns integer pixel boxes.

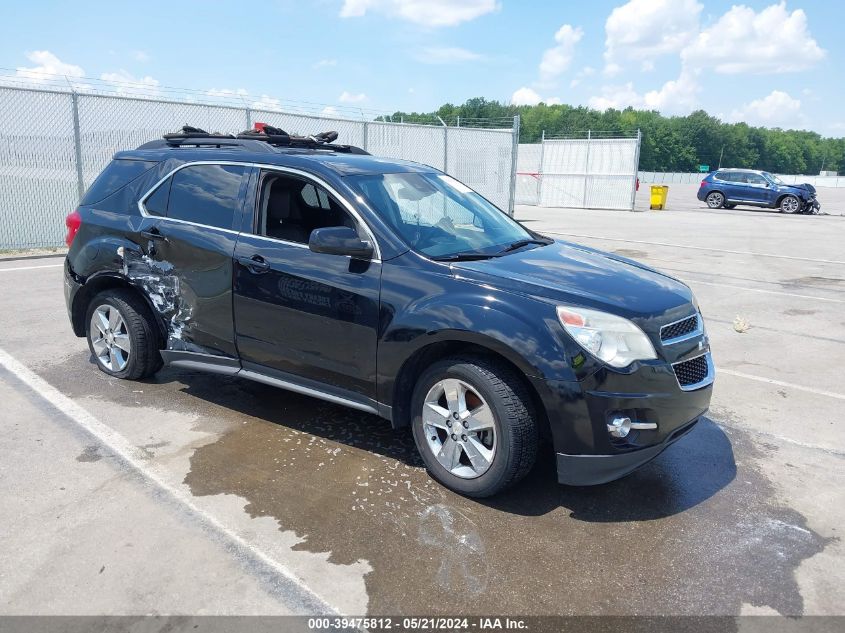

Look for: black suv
[64,126,714,497]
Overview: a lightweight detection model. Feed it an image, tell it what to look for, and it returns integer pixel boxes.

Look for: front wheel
[705,191,725,208]
[780,195,800,213]
[410,356,539,497]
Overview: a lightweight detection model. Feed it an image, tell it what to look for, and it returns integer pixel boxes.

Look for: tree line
[389,98,845,175]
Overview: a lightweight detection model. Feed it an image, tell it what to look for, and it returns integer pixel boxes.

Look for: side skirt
[160,351,390,420]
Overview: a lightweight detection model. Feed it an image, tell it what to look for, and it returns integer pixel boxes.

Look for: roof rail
[136,125,369,154]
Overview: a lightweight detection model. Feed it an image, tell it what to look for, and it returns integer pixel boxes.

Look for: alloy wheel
[422,378,497,479]
[781,196,800,213]
[90,304,131,372]
[706,192,724,208]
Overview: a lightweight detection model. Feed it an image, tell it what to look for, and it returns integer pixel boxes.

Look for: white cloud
[510,87,560,106]
[251,95,283,111]
[339,90,367,103]
[313,59,338,69]
[588,69,700,114]
[728,90,802,127]
[321,105,340,116]
[339,0,498,27]
[539,24,583,80]
[682,2,825,74]
[100,70,160,96]
[604,0,702,72]
[14,50,87,88]
[415,46,484,64]
[206,87,249,98]
[132,50,150,63]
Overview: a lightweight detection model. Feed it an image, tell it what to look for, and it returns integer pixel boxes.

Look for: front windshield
[347,172,533,259]
[764,172,784,185]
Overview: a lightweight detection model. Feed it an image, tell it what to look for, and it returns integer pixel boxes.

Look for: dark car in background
[698,168,820,213]
[63,126,714,497]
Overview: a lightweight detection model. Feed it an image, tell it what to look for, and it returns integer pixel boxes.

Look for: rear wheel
[780,195,800,214]
[705,191,725,208]
[410,356,538,497]
[86,289,163,380]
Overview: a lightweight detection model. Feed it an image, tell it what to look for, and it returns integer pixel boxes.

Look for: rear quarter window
[81,159,158,205]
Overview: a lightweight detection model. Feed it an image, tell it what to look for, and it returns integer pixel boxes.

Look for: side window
[746,173,766,185]
[144,178,171,216]
[164,164,246,229]
[258,173,357,244]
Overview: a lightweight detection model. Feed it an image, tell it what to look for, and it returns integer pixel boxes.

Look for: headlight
[556,305,657,368]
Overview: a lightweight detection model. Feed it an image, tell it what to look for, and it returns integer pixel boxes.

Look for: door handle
[238,254,271,274]
[140,227,167,241]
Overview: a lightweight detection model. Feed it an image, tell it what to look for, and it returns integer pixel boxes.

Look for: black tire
[410,355,538,497]
[85,289,163,380]
[705,191,725,208]
[780,195,801,214]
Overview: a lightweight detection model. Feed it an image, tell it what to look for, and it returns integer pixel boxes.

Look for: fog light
[607,416,632,438]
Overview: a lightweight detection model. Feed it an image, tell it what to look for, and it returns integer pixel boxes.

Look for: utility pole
[718,146,724,169]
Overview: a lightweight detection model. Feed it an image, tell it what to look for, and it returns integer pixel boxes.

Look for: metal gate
[516,131,641,210]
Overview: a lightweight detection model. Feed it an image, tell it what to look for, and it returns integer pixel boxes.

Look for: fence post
[538,130,545,206]
[582,130,591,209]
[70,91,85,201]
[362,120,369,151]
[630,129,642,212]
[245,106,252,130]
[508,115,520,216]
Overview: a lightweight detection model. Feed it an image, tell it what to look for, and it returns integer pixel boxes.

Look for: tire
[410,355,538,497]
[705,191,725,208]
[85,289,163,380]
[724,203,736,209]
[780,195,801,214]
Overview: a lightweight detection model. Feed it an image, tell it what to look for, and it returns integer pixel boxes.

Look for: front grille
[661,314,698,342]
[673,354,709,387]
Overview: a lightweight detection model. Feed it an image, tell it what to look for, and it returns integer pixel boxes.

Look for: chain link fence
[0,86,518,249]
[516,131,641,210]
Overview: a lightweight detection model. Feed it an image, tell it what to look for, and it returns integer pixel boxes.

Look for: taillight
[700,180,707,188]
[65,210,81,247]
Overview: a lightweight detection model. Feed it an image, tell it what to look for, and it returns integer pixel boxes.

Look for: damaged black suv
[64,126,714,497]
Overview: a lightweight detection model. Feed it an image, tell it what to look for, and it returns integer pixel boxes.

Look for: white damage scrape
[0,346,372,615]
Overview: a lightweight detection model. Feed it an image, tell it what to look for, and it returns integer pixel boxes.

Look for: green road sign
[698,164,709,172]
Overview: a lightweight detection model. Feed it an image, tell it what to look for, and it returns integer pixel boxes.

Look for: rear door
[232,168,382,402]
[137,162,249,357]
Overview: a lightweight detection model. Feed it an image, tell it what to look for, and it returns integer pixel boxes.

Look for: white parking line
[545,232,845,265]
[0,263,63,272]
[0,346,336,616]
[718,368,845,401]
[687,279,845,304]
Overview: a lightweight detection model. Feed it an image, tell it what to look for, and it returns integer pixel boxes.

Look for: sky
[0,0,842,135]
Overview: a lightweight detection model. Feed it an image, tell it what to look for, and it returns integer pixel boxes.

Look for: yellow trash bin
[650,185,669,210]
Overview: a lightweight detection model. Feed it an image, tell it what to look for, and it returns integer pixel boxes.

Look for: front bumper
[556,418,699,486]
[531,353,713,486]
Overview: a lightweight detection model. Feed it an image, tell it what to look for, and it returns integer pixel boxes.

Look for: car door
[742,172,771,204]
[137,161,249,358]
[232,167,382,403]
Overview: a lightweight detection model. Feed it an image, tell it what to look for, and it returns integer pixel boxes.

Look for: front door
[742,172,772,204]
[232,169,381,400]
[136,162,249,357]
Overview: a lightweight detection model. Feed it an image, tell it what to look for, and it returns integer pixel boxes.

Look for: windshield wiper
[432,251,497,262]
[496,238,552,255]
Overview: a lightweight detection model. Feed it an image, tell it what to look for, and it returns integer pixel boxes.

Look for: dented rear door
[136,162,249,357]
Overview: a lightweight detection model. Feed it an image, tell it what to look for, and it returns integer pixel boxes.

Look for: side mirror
[309,226,374,259]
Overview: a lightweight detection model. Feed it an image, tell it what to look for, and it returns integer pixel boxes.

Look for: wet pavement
[1,203,844,616]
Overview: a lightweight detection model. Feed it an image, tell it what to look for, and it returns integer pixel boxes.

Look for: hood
[450,240,695,322]
[786,182,816,195]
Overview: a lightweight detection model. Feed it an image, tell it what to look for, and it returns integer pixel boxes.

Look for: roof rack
[136,124,369,154]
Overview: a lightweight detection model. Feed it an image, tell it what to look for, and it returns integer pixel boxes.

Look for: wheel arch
[71,272,166,339]
[389,337,551,443]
